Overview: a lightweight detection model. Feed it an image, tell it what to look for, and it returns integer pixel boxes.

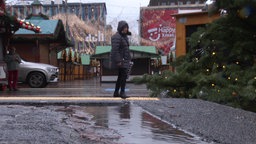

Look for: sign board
[140,8,178,55]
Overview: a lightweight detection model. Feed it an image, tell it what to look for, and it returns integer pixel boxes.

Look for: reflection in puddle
[84,103,208,144]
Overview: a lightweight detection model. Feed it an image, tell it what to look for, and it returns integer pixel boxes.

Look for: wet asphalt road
[0,78,150,97]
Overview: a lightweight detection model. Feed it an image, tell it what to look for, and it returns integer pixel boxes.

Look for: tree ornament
[232,91,237,97]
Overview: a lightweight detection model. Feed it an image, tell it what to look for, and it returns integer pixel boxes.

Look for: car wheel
[27,72,47,88]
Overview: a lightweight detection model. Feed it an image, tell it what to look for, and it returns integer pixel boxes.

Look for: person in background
[110,20,132,99]
[4,47,21,91]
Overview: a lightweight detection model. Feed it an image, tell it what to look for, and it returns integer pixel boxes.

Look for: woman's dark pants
[115,68,127,93]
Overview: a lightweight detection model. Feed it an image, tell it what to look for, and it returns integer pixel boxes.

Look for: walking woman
[110,20,132,99]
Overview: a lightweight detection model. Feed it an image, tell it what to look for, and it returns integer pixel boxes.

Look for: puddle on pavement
[81,103,208,144]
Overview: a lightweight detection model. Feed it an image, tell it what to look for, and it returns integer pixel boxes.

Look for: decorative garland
[16,18,41,33]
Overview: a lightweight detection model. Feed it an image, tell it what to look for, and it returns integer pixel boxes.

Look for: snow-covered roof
[178,9,202,14]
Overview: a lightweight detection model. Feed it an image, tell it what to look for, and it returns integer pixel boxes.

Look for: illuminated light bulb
[206,69,210,72]
[228,77,231,80]
[254,77,256,80]
[235,78,238,81]
[222,66,226,69]
[173,89,177,93]
[212,84,215,87]
[236,61,239,64]
[212,52,216,55]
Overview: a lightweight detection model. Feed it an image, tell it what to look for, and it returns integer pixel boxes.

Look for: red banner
[140,8,178,55]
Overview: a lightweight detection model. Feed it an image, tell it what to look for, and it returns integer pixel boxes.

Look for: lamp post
[65,0,68,31]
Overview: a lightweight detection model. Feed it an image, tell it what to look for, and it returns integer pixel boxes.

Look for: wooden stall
[92,46,159,82]
[173,11,220,57]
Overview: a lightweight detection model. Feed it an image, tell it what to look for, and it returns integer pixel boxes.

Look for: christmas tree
[133,0,256,111]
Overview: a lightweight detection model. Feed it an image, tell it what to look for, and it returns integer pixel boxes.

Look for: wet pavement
[0,78,209,144]
[85,103,207,144]
[0,77,150,97]
[0,103,208,144]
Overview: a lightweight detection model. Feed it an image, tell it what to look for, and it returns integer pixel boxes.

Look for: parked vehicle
[18,60,59,88]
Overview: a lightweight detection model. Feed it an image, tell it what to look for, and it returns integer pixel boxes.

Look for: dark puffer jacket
[110,21,132,69]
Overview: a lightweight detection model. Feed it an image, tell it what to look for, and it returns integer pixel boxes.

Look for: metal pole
[0,35,3,61]
[64,0,68,81]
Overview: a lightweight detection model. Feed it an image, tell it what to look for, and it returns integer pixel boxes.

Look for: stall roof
[13,16,73,51]
[92,46,159,59]
[15,19,59,35]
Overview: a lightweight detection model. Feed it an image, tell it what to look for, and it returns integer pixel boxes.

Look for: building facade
[149,0,205,6]
[6,0,107,26]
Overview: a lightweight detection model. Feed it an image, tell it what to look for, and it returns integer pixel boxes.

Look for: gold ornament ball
[232,91,237,97]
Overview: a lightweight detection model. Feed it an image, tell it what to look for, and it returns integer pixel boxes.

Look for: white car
[18,60,59,88]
